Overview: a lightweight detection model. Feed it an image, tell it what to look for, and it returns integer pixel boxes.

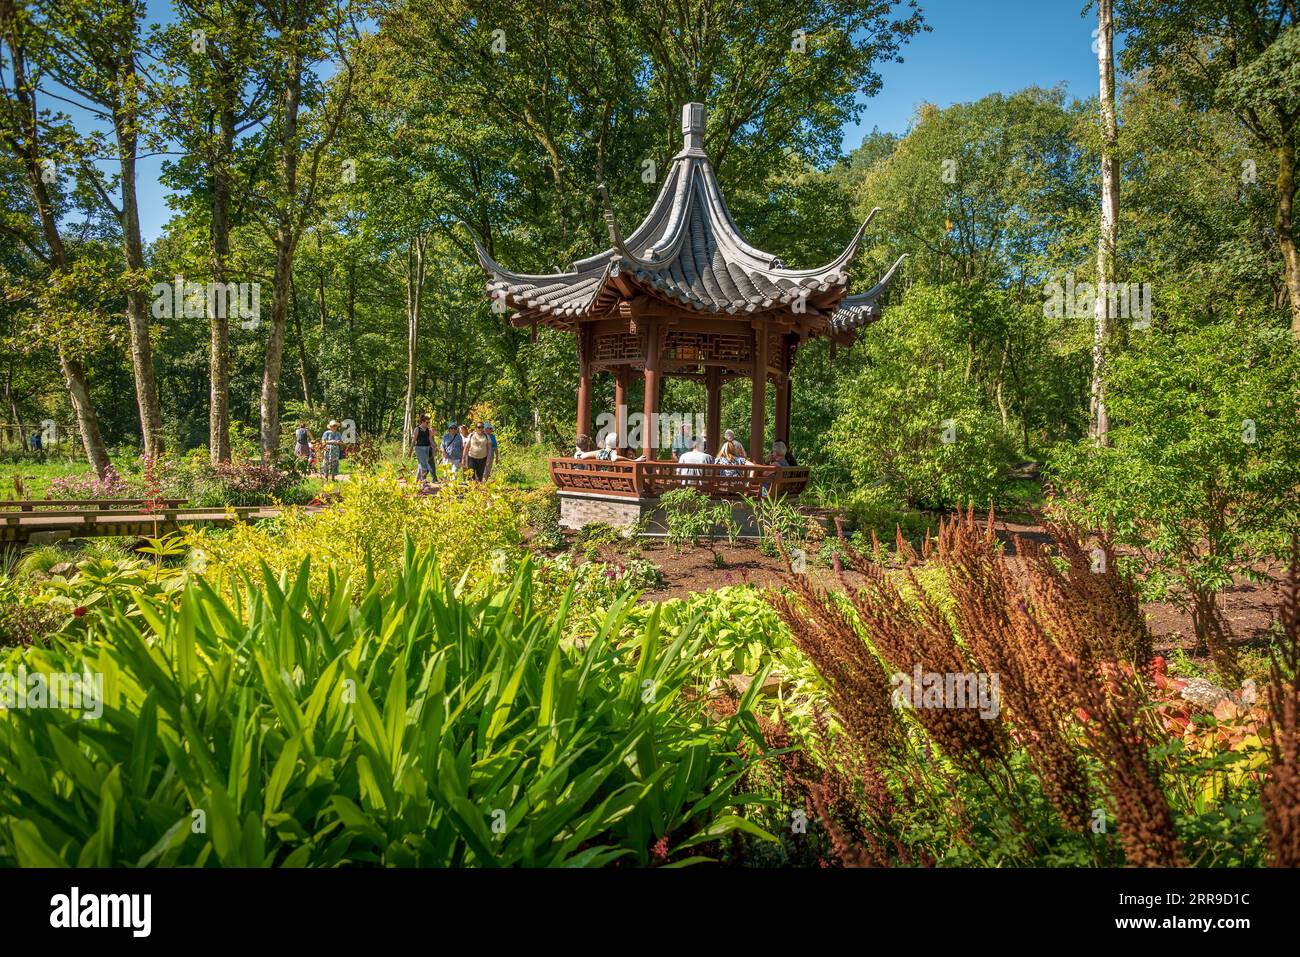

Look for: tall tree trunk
[401,234,427,456]
[114,98,165,458]
[261,234,296,461]
[1277,140,1300,337]
[1091,0,1118,446]
[290,277,312,408]
[259,41,302,463]
[0,5,109,474]
[208,95,235,464]
[317,230,327,331]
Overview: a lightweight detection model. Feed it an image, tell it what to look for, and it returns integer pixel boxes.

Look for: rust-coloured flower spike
[766,505,1191,863]
[768,578,904,763]
[934,508,1091,830]
[1263,537,1300,867]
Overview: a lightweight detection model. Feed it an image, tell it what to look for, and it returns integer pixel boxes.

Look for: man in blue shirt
[441,422,463,477]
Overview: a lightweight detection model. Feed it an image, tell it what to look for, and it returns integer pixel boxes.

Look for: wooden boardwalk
[1,499,290,544]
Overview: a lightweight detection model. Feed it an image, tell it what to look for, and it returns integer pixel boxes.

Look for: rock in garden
[1177,677,1233,710]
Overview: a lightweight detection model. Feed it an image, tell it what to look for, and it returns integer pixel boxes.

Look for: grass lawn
[0,457,99,499]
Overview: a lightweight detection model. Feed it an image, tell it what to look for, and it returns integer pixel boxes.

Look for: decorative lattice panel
[593,333,642,363]
[663,330,751,364]
[768,331,785,371]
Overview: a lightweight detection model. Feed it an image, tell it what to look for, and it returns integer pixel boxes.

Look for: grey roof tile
[471,103,895,333]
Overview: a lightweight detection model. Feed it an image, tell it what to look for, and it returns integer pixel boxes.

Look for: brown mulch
[567,514,1289,665]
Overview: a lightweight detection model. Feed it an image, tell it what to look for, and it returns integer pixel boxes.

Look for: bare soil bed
[573,514,1289,667]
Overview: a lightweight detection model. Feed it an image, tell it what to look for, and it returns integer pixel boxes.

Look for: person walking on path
[412,414,436,483]
[321,420,344,479]
[484,423,498,479]
[462,421,491,481]
[441,421,463,478]
[294,422,314,461]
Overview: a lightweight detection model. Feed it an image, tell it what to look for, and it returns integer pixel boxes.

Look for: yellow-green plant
[183,471,525,596]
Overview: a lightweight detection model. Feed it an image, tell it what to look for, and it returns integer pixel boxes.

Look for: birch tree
[1091,0,1118,445]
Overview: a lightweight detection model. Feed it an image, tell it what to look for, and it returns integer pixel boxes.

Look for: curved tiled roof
[473,103,900,332]
[828,254,908,332]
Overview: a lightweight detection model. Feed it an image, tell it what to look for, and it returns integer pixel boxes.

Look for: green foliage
[634,586,825,736]
[519,487,565,551]
[660,488,717,552]
[839,484,936,543]
[494,443,555,488]
[183,472,526,596]
[0,548,774,866]
[829,285,1012,509]
[1049,318,1300,614]
[746,494,813,558]
[0,579,64,648]
[574,521,623,559]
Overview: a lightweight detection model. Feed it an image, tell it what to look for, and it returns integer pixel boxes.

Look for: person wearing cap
[723,429,748,460]
[321,419,344,479]
[483,423,498,479]
[441,421,463,477]
[462,421,492,481]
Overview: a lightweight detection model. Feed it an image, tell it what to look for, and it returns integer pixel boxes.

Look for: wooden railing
[0,498,187,511]
[549,458,810,499]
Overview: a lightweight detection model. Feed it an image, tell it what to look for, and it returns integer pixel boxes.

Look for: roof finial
[682,102,705,151]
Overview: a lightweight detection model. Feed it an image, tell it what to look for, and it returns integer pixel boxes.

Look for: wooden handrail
[0,498,188,511]
[2,505,264,525]
[548,458,809,499]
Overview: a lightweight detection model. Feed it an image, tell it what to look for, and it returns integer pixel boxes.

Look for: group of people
[293,420,345,479]
[411,417,497,483]
[572,425,793,471]
[291,416,498,485]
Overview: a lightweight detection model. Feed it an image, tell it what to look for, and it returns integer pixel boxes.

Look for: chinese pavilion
[472,102,902,519]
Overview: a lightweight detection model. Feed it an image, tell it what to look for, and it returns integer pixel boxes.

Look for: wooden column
[613,367,627,446]
[575,326,592,440]
[705,366,722,454]
[642,320,660,460]
[750,323,768,460]
[774,376,790,444]
[782,333,798,450]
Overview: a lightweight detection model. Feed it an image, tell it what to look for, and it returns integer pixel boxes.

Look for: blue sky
[124,0,1106,242]
[844,0,1105,146]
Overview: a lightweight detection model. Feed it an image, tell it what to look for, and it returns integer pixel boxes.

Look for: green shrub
[827,284,1011,509]
[183,471,525,596]
[660,488,716,551]
[495,442,555,488]
[0,547,774,866]
[1048,316,1300,674]
[517,486,565,551]
[0,579,64,647]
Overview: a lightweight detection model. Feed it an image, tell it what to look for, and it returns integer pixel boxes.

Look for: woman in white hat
[321,419,344,479]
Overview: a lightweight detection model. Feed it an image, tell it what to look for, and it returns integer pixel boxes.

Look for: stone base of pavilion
[551,458,811,532]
